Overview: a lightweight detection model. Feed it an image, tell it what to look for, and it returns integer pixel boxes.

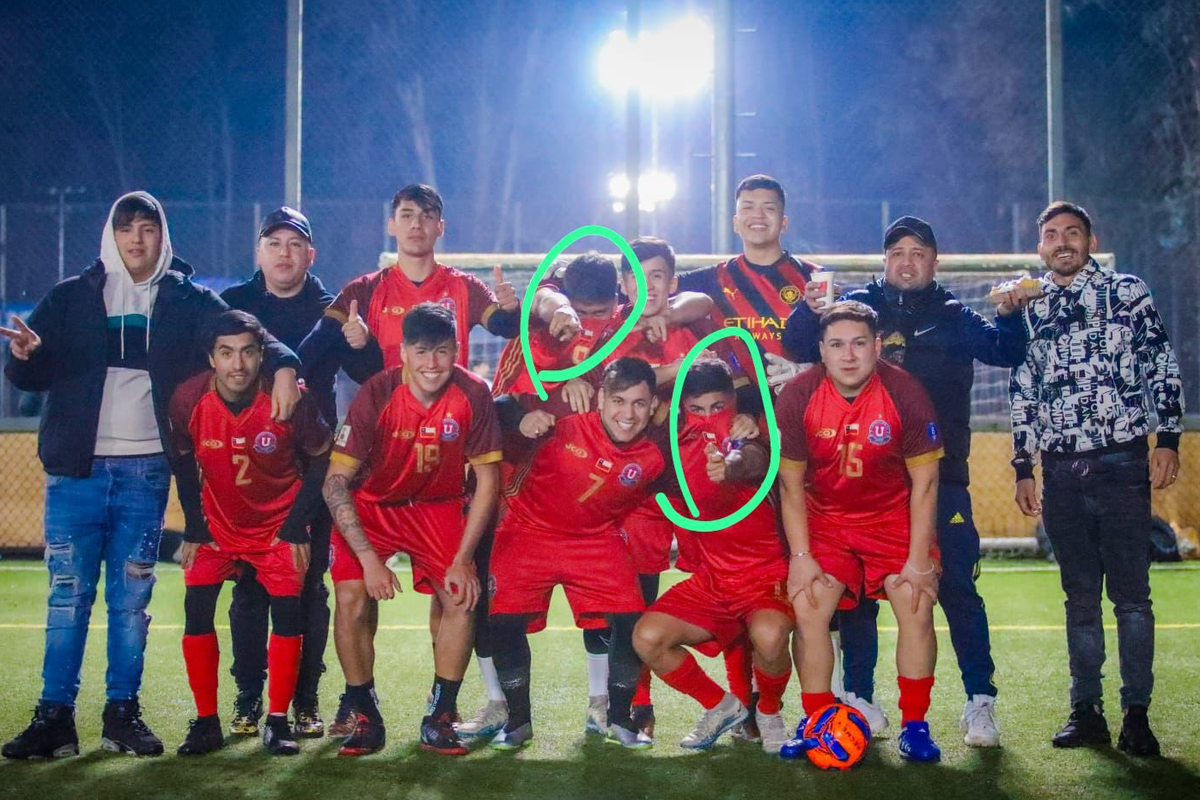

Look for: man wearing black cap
[220,207,337,739]
[782,216,1028,747]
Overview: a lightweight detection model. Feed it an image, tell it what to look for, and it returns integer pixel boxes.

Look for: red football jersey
[664,410,785,578]
[503,412,667,537]
[491,312,618,397]
[332,365,501,504]
[169,373,331,551]
[776,361,943,531]
[324,263,499,368]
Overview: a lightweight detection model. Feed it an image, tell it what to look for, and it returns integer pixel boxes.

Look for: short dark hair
[620,236,676,276]
[204,310,266,354]
[1037,201,1092,237]
[402,301,457,347]
[562,252,618,304]
[819,300,879,338]
[681,359,735,400]
[112,195,161,230]
[735,174,786,209]
[601,357,657,395]
[391,184,444,217]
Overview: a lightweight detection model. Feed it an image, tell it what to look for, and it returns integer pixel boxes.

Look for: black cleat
[1052,702,1111,748]
[328,693,356,737]
[1116,706,1160,757]
[338,713,386,757]
[230,691,264,736]
[177,715,225,756]
[631,703,656,740]
[2,704,79,760]
[420,712,469,756]
[101,699,163,756]
[263,714,300,756]
[293,698,325,738]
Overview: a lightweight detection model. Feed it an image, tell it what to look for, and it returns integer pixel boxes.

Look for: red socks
[267,634,303,715]
[897,675,934,724]
[754,666,791,715]
[723,640,754,708]
[660,653,726,710]
[182,633,220,717]
[632,665,653,706]
[801,691,837,717]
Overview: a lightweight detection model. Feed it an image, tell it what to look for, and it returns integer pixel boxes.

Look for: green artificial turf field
[0,559,1197,799]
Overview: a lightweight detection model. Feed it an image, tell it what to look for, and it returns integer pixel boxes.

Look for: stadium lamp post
[597,14,714,239]
[607,171,678,235]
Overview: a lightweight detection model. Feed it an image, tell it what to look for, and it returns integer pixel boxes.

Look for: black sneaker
[631,703,656,740]
[177,715,225,756]
[2,704,79,759]
[328,693,356,737]
[101,699,163,756]
[293,697,325,738]
[1052,702,1111,748]
[420,712,468,756]
[230,691,264,736]
[263,714,300,756]
[338,713,386,757]
[1117,706,1160,757]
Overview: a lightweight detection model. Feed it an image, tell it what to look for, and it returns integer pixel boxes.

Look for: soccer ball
[801,703,872,770]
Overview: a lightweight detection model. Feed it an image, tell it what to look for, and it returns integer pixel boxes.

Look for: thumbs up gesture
[493,265,518,312]
[342,299,369,350]
[0,315,42,360]
[705,442,744,484]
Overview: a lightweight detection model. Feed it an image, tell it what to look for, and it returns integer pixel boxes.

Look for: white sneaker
[961,694,1001,747]
[584,694,608,735]
[455,699,508,739]
[755,710,789,754]
[844,691,889,737]
[680,693,748,750]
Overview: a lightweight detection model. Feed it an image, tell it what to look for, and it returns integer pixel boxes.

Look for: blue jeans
[1041,448,1154,709]
[40,455,171,707]
[839,482,998,700]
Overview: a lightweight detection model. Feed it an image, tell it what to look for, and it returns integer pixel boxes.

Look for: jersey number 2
[232,454,252,486]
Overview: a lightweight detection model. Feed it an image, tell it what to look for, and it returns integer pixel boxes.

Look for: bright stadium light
[608,170,677,214]
[597,17,714,98]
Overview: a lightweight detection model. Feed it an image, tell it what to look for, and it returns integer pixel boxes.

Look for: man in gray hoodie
[2,192,301,759]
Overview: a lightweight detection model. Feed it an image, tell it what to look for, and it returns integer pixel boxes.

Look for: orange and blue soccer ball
[801,703,872,770]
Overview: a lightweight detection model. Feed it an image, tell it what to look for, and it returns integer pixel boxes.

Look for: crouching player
[168,311,332,756]
[775,301,944,763]
[633,360,794,753]
[322,302,501,757]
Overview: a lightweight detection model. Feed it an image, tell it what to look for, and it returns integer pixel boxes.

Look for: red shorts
[183,540,301,597]
[329,496,466,594]
[649,565,792,652]
[488,522,645,633]
[673,528,701,573]
[810,525,939,610]
[621,506,674,575]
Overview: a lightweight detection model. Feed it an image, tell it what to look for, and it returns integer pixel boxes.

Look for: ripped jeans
[41,455,170,707]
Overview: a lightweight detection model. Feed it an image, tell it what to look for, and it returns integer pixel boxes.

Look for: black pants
[229,507,332,703]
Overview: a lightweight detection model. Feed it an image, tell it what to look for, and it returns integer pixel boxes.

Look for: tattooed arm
[323,459,401,600]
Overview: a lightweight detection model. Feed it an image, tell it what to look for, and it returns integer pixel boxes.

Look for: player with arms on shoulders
[322,302,501,757]
[774,301,944,763]
[168,311,332,757]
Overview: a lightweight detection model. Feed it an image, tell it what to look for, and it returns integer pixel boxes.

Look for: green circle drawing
[519,225,647,401]
[653,327,781,532]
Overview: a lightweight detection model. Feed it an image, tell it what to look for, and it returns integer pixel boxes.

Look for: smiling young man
[167,311,331,757]
[1009,202,1183,756]
[775,301,945,764]
[321,302,501,757]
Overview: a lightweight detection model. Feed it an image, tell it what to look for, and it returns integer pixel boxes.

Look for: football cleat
[455,700,508,739]
[778,717,813,759]
[584,694,608,735]
[263,714,300,756]
[845,692,890,738]
[230,691,264,736]
[292,699,325,738]
[1116,706,1159,757]
[338,713,386,757]
[731,717,762,744]
[420,712,469,756]
[1052,702,1110,748]
[606,723,653,750]
[101,699,163,756]
[2,704,79,760]
[960,694,1000,747]
[177,715,225,756]
[897,721,941,763]
[328,693,357,737]
[756,710,790,755]
[489,722,534,751]
[679,693,748,751]
[631,703,656,741]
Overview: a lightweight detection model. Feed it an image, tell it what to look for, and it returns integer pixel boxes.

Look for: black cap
[259,206,312,243]
[884,216,936,252]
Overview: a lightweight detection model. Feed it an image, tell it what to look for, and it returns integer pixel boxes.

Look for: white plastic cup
[811,269,835,308]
